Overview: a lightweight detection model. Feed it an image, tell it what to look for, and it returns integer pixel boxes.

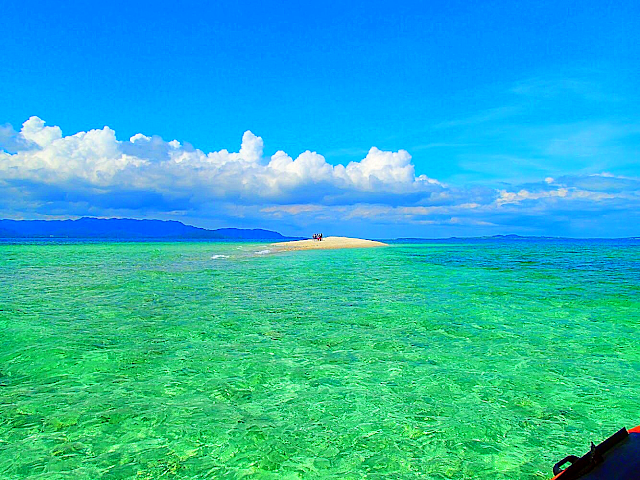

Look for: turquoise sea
[0,240,638,479]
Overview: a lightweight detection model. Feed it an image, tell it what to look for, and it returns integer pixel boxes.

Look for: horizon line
[1,217,638,241]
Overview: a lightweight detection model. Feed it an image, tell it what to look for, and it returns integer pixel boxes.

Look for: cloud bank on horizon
[1,116,639,237]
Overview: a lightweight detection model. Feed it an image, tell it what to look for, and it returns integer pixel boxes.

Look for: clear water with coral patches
[0,240,638,479]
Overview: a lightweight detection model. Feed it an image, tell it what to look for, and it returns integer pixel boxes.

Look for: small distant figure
[312,233,318,241]
[319,233,323,241]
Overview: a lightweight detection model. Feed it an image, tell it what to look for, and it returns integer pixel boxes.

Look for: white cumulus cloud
[0,117,444,207]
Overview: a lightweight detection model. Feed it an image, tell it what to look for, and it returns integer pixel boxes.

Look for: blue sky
[1,1,638,237]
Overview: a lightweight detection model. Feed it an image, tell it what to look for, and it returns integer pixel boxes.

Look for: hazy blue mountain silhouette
[0,218,299,240]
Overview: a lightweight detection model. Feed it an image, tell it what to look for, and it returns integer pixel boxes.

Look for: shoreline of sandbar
[271,236,388,251]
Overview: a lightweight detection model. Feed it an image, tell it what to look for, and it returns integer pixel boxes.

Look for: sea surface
[0,240,638,479]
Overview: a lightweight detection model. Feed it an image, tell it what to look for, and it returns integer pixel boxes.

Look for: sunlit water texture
[1,240,638,479]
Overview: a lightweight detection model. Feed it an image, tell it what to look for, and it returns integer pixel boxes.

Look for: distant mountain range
[0,218,302,240]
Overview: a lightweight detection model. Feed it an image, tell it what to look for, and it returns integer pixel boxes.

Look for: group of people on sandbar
[312,233,323,241]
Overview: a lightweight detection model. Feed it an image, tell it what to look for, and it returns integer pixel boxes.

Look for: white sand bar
[272,236,388,251]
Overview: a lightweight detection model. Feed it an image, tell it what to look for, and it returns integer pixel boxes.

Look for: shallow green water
[0,241,638,479]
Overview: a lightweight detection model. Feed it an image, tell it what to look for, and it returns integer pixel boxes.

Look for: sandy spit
[271,236,388,251]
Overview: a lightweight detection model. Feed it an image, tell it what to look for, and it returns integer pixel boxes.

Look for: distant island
[0,218,302,240]
[390,235,638,243]
[1,218,637,242]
